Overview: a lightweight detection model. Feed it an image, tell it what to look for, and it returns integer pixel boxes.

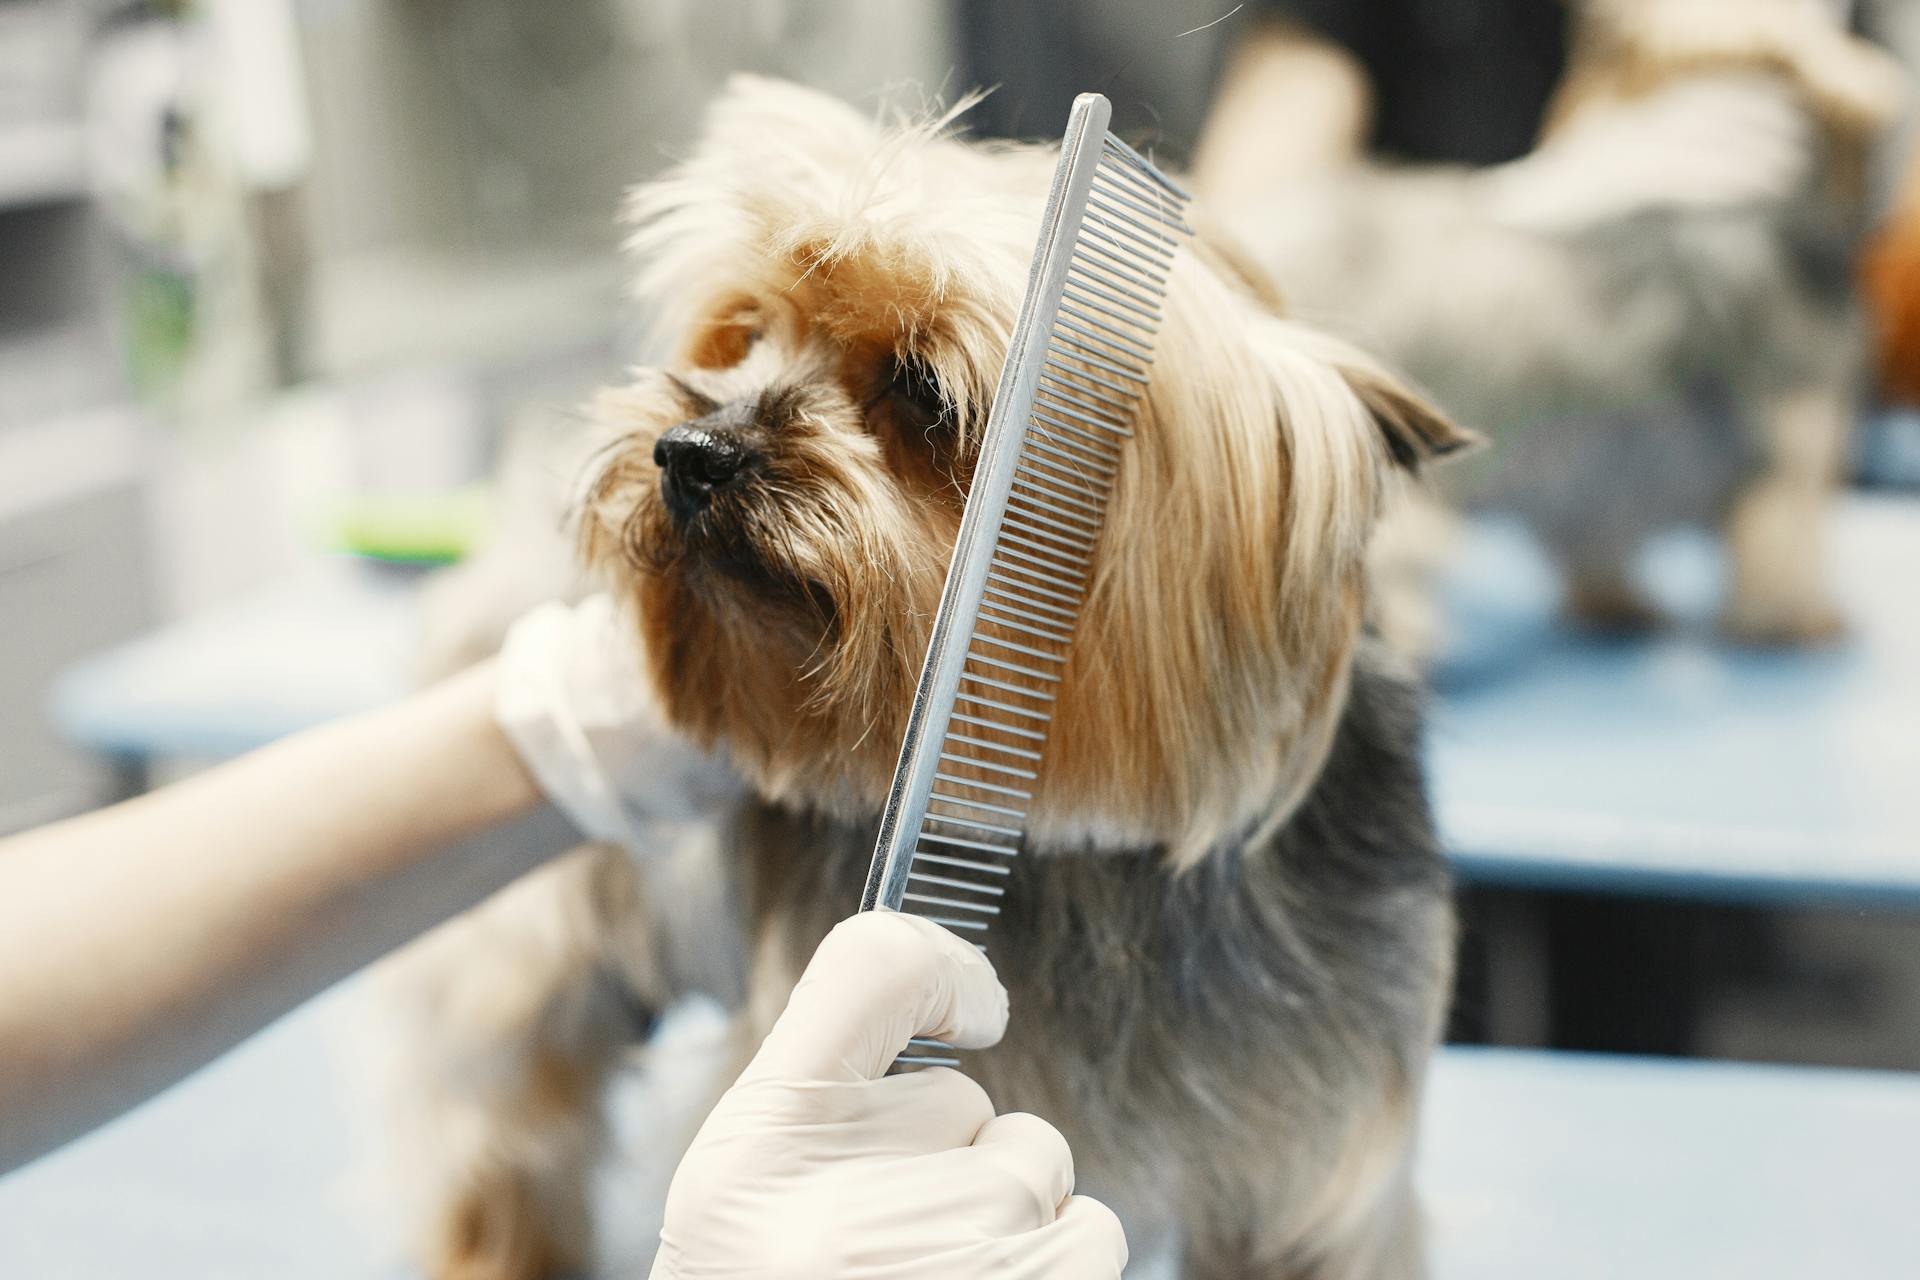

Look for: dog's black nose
[654,421,750,521]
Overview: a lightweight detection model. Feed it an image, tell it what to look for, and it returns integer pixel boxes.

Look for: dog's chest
[726,794,1448,1229]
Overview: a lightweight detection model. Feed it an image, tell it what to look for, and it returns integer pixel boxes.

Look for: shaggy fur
[372,76,1466,1279]
[1223,0,1902,648]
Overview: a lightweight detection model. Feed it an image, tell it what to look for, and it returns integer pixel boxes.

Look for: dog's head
[580,77,1469,863]
[1549,0,1904,147]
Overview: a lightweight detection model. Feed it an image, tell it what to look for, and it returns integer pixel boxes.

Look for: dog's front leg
[1723,383,1849,645]
[367,844,666,1280]
[1180,1102,1429,1280]
[1182,1168,1426,1280]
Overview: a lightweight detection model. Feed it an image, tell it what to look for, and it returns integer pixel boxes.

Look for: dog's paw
[1720,596,1847,648]
[1564,576,1664,635]
[430,1173,587,1280]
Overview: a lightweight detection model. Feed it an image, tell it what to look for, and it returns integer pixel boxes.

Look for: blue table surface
[48,497,1920,905]
[2,979,1915,1279]
[1427,497,1920,906]
[50,556,422,762]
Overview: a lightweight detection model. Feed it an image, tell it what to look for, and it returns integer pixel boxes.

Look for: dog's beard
[593,378,919,633]
[633,479,832,618]
[579,374,960,816]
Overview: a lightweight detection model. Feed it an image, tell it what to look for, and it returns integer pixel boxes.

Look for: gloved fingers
[958,1110,1077,1234]
[856,1066,997,1154]
[562,595,744,826]
[495,594,741,845]
[864,1112,1074,1242]
[984,1194,1130,1279]
[700,1066,994,1157]
[723,1067,998,1158]
[742,911,1008,1085]
[496,600,630,844]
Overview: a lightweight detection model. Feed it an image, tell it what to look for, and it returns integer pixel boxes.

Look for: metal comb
[857,93,1193,1068]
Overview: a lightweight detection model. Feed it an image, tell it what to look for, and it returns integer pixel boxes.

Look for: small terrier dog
[1230,0,1902,650]
[375,77,1468,1279]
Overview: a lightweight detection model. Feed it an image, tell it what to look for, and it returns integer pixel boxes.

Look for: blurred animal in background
[368,76,1469,1280]
[1221,0,1904,652]
[1863,142,1920,409]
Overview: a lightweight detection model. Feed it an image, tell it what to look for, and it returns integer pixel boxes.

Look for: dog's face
[581,77,1467,862]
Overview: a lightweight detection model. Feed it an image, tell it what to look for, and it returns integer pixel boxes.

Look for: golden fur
[580,79,1465,867]
[375,76,1467,1280]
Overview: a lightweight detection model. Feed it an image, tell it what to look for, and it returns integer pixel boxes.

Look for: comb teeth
[862,97,1192,1069]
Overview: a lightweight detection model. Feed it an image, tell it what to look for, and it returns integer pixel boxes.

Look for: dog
[1220,0,1903,651]
[370,76,1471,1280]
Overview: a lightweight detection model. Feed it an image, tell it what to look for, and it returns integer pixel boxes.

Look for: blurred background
[2,0,1919,1274]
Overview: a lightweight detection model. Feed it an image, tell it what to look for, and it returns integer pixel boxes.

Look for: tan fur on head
[1551,0,1906,141]
[579,76,1467,866]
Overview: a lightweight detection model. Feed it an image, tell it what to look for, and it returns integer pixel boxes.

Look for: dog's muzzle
[654,404,756,523]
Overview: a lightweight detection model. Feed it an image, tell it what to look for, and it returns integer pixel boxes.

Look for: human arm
[0,659,565,1171]
[0,592,734,1173]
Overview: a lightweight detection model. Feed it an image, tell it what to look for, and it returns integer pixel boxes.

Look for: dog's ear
[1195,222,1476,473]
[1339,355,1481,473]
[1287,326,1480,473]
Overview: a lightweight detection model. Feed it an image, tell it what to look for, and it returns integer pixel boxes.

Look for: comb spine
[859,93,1116,915]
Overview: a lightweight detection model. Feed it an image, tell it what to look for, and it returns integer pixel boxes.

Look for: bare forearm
[0,661,569,1171]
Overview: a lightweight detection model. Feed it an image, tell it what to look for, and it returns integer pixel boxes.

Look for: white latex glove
[495,594,742,848]
[1484,73,1816,233]
[652,912,1128,1279]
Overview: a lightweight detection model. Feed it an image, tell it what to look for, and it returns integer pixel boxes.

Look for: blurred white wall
[295,0,951,258]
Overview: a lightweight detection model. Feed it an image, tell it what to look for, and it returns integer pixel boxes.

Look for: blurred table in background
[49,556,421,791]
[1417,1047,1920,1280]
[1420,494,1920,1052]
[1431,495,1920,911]
[1,975,1915,1280]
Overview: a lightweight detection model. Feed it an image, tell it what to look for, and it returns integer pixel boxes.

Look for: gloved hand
[652,911,1128,1279]
[1483,72,1816,233]
[494,594,743,848]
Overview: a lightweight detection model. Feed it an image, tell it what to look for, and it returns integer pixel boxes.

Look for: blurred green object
[320,487,491,564]
[125,268,197,401]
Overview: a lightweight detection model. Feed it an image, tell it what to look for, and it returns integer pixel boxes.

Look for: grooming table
[1418,1046,1920,1279]
[48,558,421,787]
[2,981,1914,1279]
[1430,495,1920,910]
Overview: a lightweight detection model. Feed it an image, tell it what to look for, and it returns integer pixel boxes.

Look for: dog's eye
[878,354,953,438]
[691,314,764,370]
